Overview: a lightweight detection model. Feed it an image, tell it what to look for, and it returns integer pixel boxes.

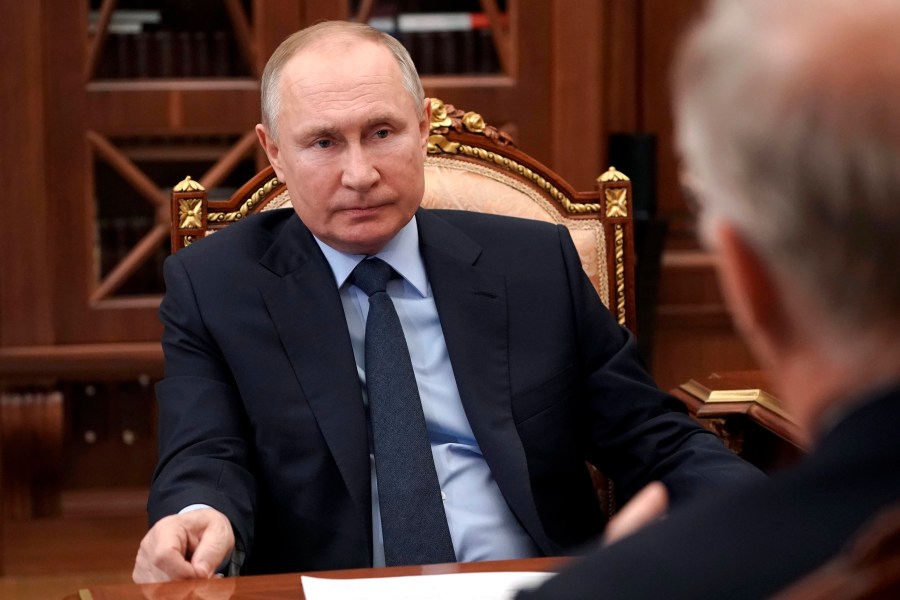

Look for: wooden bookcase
[0,0,355,535]
[0,0,643,345]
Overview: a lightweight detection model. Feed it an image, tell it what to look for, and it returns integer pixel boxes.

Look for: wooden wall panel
[551,1,605,190]
[651,251,759,390]
[0,1,56,348]
[605,0,640,134]
[548,1,644,191]
[255,1,322,72]
[594,0,762,393]
[652,323,758,393]
[42,1,163,345]
[640,0,705,221]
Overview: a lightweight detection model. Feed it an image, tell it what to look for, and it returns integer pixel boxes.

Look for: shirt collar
[313,216,428,297]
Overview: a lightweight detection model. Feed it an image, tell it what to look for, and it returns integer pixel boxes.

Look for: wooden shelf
[0,343,163,380]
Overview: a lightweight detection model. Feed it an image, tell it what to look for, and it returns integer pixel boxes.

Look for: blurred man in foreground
[520,0,900,597]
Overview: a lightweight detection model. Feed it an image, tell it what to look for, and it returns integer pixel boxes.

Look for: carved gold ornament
[462,111,486,133]
[178,198,203,229]
[428,98,513,146]
[605,188,628,218]
[598,167,630,183]
[427,134,460,155]
[173,175,206,192]
[430,98,452,128]
[209,177,281,223]
[614,224,626,326]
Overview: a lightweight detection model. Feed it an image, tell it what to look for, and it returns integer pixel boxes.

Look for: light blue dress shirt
[315,216,540,567]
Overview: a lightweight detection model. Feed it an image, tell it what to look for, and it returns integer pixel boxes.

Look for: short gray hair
[260,20,425,141]
[672,0,900,341]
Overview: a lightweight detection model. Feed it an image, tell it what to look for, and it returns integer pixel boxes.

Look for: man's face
[257,38,430,255]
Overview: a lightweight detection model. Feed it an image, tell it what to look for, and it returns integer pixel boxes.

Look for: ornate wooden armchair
[171,98,636,334]
[171,99,636,517]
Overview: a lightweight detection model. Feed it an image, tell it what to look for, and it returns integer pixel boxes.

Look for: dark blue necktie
[351,257,457,566]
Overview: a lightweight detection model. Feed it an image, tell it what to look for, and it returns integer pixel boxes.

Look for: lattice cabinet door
[85,1,312,301]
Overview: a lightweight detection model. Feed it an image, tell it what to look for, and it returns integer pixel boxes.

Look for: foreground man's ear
[713,222,792,370]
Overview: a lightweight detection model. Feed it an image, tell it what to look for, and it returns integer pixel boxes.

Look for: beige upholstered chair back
[171,98,636,333]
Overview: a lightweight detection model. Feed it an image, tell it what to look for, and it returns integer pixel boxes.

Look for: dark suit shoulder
[175,208,297,265]
[421,208,565,259]
[426,208,561,236]
[519,391,900,600]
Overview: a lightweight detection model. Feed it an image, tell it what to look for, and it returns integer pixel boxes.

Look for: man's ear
[255,123,285,181]
[714,222,792,367]
[419,98,432,154]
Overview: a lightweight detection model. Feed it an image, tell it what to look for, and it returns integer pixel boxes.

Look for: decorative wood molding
[0,343,163,379]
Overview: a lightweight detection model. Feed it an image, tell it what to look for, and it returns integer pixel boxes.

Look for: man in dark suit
[520,0,900,598]
[132,20,759,583]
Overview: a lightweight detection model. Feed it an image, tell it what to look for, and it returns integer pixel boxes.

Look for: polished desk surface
[66,557,567,600]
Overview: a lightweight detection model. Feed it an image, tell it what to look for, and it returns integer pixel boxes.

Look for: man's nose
[341,144,380,192]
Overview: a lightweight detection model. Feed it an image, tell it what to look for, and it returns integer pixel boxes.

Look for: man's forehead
[282,74,408,117]
[287,35,387,73]
[280,45,412,108]
[280,40,398,93]
[302,31,371,53]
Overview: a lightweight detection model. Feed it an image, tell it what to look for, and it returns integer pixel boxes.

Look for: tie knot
[351,257,396,297]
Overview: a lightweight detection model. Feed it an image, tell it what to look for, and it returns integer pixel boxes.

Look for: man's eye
[315,139,332,149]
[374,129,390,139]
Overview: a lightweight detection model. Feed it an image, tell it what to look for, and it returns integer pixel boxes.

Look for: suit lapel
[417,210,553,553]
[257,216,372,545]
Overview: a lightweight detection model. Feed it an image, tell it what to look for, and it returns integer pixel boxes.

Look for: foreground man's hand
[133,508,235,583]
[603,481,669,546]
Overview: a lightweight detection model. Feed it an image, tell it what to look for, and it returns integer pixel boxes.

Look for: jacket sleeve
[147,252,258,564]
[556,224,764,506]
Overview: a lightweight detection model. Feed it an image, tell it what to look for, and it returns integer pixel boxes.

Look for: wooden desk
[672,370,808,471]
[66,557,566,600]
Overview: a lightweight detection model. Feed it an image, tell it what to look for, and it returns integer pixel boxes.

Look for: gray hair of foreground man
[672,0,900,346]
[260,20,426,141]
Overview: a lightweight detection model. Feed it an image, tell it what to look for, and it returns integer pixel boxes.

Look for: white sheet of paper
[301,570,555,600]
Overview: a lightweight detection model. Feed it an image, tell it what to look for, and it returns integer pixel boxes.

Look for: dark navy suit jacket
[519,384,900,599]
[148,207,759,574]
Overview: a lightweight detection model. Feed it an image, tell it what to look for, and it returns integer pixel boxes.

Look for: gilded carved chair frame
[171,98,636,334]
